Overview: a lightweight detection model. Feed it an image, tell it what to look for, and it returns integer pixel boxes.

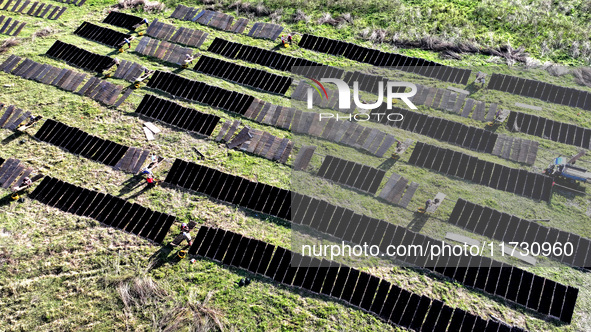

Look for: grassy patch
[0,1,590,331]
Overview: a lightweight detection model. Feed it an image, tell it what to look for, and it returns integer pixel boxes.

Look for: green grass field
[0,0,590,331]
[231,0,591,66]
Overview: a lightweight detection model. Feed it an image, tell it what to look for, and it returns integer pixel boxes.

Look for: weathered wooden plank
[423,87,436,107]
[444,92,457,111]
[486,103,498,122]
[375,134,397,157]
[387,177,408,204]
[1,164,24,188]
[214,120,232,142]
[453,93,466,114]
[526,141,538,165]
[113,88,133,108]
[354,127,372,147]
[262,105,277,125]
[243,99,262,119]
[131,149,150,174]
[430,89,444,108]
[368,131,386,155]
[399,182,419,208]
[308,113,325,137]
[501,137,514,160]
[227,127,251,149]
[378,173,401,200]
[472,101,486,121]
[254,132,271,156]
[114,147,137,171]
[0,105,15,127]
[293,145,316,171]
[492,135,505,156]
[223,120,241,142]
[245,130,263,153]
[359,129,379,151]
[255,103,271,123]
[278,140,293,164]
[510,138,521,161]
[461,98,475,117]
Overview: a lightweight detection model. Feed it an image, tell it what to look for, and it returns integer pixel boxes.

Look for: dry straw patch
[0,38,20,54]
[112,0,165,13]
[117,275,225,331]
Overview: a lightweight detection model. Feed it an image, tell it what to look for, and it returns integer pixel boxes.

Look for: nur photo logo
[306,78,418,110]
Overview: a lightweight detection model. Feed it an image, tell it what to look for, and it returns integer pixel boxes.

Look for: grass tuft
[573,67,591,87]
[546,64,571,77]
[0,38,20,54]
[117,275,225,331]
[317,13,353,28]
[290,9,310,23]
[269,8,283,23]
[32,27,58,39]
[1,1,590,330]
[118,276,169,308]
[232,0,591,64]
[113,0,165,13]
[229,1,271,17]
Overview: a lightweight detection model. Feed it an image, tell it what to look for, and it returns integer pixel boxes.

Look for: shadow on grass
[484,122,503,133]
[552,179,587,198]
[241,208,291,229]
[464,82,486,95]
[272,43,286,51]
[124,83,136,90]
[119,175,145,196]
[125,182,158,200]
[107,48,128,57]
[148,245,183,271]
[0,192,17,208]
[377,157,398,170]
[1,131,24,145]
[172,67,186,74]
[148,235,196,271]
[159,183,292,231]
[407,211,430,232]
